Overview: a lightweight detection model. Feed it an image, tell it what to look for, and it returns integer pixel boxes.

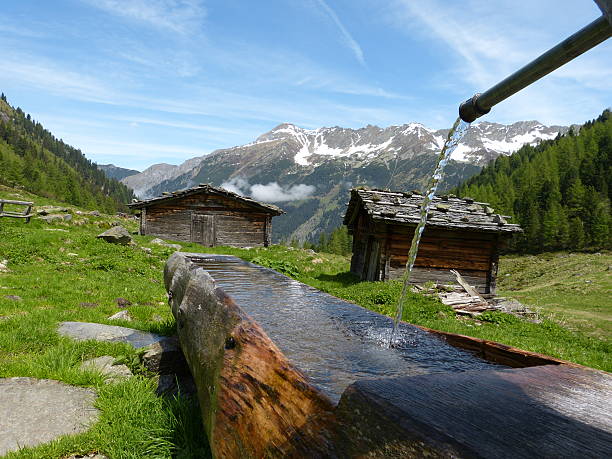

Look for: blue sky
[1,0,610,170]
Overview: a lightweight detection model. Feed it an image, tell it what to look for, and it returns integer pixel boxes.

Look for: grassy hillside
[1,186,609,456]
[0,95,135,213]
[498,251,611,340]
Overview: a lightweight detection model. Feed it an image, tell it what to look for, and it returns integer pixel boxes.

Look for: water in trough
[191,254,503,403]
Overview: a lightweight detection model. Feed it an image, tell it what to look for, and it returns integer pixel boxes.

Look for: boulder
[66,453,109,459]
[58,322,165,349]
[36,206,68,216]
[96,226,132,245]
[141,336,189,375]
[108,310,132,321]
[150,238,182,250]
[116,297,132,308]
[40,214,71,223]
[80,356,132,382]
[0,260,9,273]
[155,373,197,398]
[4,295,22,301]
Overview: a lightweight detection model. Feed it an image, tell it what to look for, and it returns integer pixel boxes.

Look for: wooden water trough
[165,252,612,458]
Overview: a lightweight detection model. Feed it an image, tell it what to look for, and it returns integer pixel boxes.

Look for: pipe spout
[459,6,612,123]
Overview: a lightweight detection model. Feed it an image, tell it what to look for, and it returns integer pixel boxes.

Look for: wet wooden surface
[165,252,337,458]
[335,365,612,458]
[166,252,611,458]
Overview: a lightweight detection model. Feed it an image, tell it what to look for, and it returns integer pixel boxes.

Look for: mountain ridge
[114,119,569,242]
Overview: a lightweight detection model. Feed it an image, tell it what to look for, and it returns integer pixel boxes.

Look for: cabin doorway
[191,214,216,246]
[363,236,380,281]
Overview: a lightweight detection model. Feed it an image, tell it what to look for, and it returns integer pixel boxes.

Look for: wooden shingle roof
[128,184,284,215]
[344,188,522,234]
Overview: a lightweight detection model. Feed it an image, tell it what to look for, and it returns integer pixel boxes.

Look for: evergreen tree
[454,109,611,253]
[0,95,135,211]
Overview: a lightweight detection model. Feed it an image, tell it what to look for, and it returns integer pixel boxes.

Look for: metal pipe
[459,14,612,123]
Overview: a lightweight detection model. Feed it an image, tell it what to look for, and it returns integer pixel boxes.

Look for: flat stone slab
[0,378,98,455]
[58,321,165,348]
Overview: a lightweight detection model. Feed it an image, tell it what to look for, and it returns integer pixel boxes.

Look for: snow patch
[450,143,474,162]
[482,131,557,154]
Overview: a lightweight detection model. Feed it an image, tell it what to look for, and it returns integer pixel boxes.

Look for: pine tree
[454,109,611,253]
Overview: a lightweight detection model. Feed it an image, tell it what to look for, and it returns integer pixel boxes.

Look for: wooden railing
[0,199,34,223]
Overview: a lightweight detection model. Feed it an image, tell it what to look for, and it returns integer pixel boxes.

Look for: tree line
[286,225,353,256]
[455,109,611,253]
[0,94,135,212]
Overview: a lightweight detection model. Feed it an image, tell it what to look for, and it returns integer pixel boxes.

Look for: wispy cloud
[312,0,366,66]
[0,21,47,38]
[79,0,206,34]
[63,135,210,161]
[1,57,121,105]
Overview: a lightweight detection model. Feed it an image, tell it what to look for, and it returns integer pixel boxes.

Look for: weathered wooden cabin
[128,184,284,247]
[344,189,522,294]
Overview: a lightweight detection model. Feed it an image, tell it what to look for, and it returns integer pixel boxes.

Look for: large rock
[141,336,188,375]
[107,310,132,321]
[36,206,69,216]
[150,238,181,250]
[58,321,165,349]
[96,226,132,245]
[40,214,72,223]
[0,259,9,273]
[155,373,197,398]
[0,378,98,455]
[80,356,133,383]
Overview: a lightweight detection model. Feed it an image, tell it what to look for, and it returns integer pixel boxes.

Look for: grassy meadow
[0,185,610,457]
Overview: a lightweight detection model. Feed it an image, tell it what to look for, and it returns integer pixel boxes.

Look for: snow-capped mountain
[115,119,567,242]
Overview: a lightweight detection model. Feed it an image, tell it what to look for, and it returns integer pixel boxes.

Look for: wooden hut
[128,184,284,247]
[343,188,522,294]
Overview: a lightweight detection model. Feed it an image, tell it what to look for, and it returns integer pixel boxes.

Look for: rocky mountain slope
[120,120,566,242]
[97,164,140,181]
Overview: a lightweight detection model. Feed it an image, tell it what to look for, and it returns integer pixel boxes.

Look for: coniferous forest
[455,109,611,253]
[0,94,135,212]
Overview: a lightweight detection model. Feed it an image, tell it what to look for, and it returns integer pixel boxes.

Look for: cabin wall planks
[344,189,522,293]
[130,185,283,248]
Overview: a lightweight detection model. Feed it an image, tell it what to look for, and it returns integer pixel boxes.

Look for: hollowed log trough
[165,252,612,458]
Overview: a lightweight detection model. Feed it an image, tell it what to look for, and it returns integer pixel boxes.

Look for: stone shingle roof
[344,188,522,234]
[127,184,284,215]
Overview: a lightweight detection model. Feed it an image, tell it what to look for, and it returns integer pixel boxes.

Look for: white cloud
[251,182,317,202]
[311,0,366,66]
[79,0,206,34]
[221,177,316,202]
[220,177,250,195]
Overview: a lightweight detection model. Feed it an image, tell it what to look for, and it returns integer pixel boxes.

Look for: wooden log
[164,253,337,458]
[164,252,611,457]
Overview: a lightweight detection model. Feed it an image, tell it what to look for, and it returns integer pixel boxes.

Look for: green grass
[0,185,610,457]
[497,251,611,340]
[0,191,209,458]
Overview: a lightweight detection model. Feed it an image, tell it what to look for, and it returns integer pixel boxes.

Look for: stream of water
[390,117,471,345]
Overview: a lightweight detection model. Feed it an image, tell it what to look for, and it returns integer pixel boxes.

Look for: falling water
[390,117,471,345]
